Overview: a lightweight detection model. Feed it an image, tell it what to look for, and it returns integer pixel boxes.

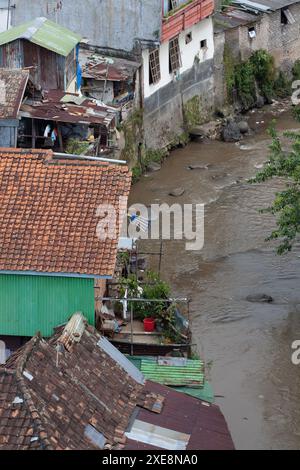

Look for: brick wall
[232,4,300,70]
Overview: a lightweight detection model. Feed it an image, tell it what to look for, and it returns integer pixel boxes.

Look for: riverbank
[129,106,300,450]
[138,98,293,183]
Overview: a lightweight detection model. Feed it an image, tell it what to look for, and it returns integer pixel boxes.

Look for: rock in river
[238,121,250,134]
[147,162,161,172]
[246,294,274,303]
[222,121,241,142]
[169,187,185,197]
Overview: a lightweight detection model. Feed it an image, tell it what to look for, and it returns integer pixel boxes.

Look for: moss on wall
[120,109,143,165]
[223,43,236,101]
[183,96,206,130]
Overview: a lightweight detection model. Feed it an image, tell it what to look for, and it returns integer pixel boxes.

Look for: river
[129,103,300,450]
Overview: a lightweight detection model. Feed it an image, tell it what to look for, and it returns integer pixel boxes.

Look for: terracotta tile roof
[0,69,29,119]
[0,149,131,277]
[0,315,163,451]
[0,314,234,451]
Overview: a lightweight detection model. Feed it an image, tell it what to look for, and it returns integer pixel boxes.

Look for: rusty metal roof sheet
[80,50,140,82]
[0,69,29,119]
[19,90,116,127]
[125,381,235,451]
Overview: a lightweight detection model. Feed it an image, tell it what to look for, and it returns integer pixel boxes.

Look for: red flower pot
[143,318,156,333]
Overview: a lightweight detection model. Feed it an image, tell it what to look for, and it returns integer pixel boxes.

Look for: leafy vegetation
[119,271,183,342]
[225,49,292,109]
[250,122,300,254]
[65,138,90,155]
[292,59,300,81]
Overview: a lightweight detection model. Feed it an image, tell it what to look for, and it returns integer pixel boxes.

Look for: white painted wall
[143,18,214,99]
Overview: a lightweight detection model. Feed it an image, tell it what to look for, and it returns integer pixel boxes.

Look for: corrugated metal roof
[97,337,145,385]
[0,17,81,57]
[125,381,235,451]
[232,0,271,11]
[19,90,116,127]
[233,0,300,11]
[128,356,204,388]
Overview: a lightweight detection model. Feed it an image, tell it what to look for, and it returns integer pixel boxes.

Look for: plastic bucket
[143,318,156,333]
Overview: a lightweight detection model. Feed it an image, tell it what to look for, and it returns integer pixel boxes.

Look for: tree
[250,121,300,254]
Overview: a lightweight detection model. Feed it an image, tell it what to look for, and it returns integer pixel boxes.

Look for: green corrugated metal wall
[0,274,95,337]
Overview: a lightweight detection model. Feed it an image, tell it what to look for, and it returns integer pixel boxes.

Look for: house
[0,313,235,450]
[0,69,28,147]
[18,89,117,152]
[142,0,215,148]
[0,148,131,352]
[9,1,216,152]
[80,45,140,120]
[0,17,81,92]
[215,0,300,70]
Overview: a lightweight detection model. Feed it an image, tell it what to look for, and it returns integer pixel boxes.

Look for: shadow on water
[130,108,300,449]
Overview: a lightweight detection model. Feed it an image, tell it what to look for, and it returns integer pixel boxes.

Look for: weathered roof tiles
[0,149,132,278]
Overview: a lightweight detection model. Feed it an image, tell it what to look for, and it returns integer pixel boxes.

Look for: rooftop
[0,314,235,450]
[215,0,300,31]
[0,17,81,57]
[0,69,29,120]
[0,149,131,278]
[80,49,140,82]
[20,90,117,127]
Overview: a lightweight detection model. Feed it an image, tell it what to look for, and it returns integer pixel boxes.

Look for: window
[84,424,106,449]
[168,0,180,13]
[149,48,161,85]
[248,27,256,39]
[281,7,295,25]
[169,37,182,73]
[185,32,193,44]
[125,419,191,451]
[200,39,208,50]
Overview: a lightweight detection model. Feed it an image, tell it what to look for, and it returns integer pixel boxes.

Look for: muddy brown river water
[130,106,300,450]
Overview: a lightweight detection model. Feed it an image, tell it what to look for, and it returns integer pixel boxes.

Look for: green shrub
[292,60,300,80]
[234,61,256,109]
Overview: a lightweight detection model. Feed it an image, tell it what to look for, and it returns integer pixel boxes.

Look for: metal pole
[6,0,10,30]
[130,303,134,356]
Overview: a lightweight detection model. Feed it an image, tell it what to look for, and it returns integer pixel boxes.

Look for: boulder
[238,121,250,134]
[222,121,241,142]
[147,162,161,172]
[256,95,265,109]
[169,187,185,197]
[188,164,211,171]
[246,294,274,304]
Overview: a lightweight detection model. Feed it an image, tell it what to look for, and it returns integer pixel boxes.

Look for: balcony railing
[161,0,214,43]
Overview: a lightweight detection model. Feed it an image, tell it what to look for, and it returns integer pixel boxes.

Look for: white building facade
[142,0,215,149]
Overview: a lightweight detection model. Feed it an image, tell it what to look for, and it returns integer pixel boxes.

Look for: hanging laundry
[51,128,58,143]
[44,124,51,138]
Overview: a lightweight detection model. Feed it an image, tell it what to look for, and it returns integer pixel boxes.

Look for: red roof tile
[0,314,235,451]
[0,149,131,277]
